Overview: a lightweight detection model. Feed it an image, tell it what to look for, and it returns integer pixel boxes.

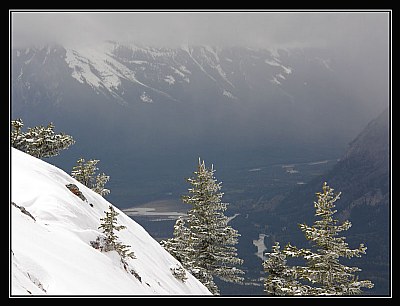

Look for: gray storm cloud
[11,11,388,52]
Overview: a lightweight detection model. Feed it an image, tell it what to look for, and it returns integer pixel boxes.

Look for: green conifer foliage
[71,158,110,197]
[161,217,193,266]
[263,242,312,295]
[263,182,374,296]
[162,158,244,295]
[98,205,135,259]
[11,119,74,158]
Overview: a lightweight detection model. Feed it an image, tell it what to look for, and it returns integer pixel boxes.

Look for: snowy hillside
[10,148,211,296]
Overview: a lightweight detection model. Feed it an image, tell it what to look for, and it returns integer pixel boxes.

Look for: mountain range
[11,41,386,207]
[10,41,390,296]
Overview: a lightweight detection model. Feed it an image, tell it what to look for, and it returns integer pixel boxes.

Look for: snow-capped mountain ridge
[11,148,211,295]
[64,41,234,103]
[15,41,322,106]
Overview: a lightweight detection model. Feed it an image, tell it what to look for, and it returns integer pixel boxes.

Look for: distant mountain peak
[16,42,328,106]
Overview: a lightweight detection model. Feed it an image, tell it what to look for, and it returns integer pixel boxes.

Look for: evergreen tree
[263,182,374,296]
[162,158,244,295]
[10,118,24,148]
[71,158,98,187]
[160,217,193,266]
[170,264,188,282]
[92,173,111,197]
[263,242,312,296]
[71,158,110,197]
[11,119,75,158]
[98,205,135,259]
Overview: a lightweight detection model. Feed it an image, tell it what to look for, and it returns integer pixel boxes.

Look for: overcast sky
[11,10,389,52]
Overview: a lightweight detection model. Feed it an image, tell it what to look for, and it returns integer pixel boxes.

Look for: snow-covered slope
[10,148,211,296]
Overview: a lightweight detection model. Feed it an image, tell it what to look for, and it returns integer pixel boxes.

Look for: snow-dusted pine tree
[97,205,135,259]
[263,182,374,296]
[160,217,193,266]
[11,119,75,158]
[162,158,244,295]
[71,158,98,187]
[10,118,24,148]
[170,264,188,282]
[92,173,111,197]
[71,158,110,197]
[263,242,312,295]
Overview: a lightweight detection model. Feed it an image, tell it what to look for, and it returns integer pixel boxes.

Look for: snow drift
[10,148,211,296]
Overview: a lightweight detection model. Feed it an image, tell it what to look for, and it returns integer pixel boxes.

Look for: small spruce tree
[161,217,194,266]
[11,118,75,158]
[71,158,110,197]
[263,182,374,296]
[162,158,244,295]
[98,205,135,259]
[263,242,312,296]
[10,118,24,148]
[92,173,111,197]
[170,264,188,282]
